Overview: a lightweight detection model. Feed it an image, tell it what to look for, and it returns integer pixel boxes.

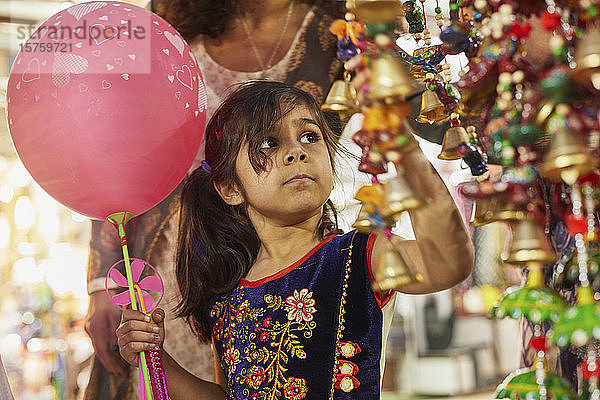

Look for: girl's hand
[116,308,165,367]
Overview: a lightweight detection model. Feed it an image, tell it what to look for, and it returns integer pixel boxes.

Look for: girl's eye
[300,132,320,144]
[260,137,278,149]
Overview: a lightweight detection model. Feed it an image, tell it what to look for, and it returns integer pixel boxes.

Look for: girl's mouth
[284,174,315,184]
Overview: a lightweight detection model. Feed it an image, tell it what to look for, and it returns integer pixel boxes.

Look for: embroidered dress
[208,231,396,400]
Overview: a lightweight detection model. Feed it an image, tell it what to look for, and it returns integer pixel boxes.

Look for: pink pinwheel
[106,258,164,313]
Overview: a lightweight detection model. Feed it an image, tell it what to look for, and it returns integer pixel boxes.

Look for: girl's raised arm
[117,309,226,399]
[370,143,475,295]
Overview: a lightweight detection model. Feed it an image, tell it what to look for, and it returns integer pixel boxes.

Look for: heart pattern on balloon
[22,58,41,83]
[52,53,89,88]
[163,31,185,56]
[176,65,192,90]
[90,23,119,45]
[67,1,107,20]
[197,76,207,112]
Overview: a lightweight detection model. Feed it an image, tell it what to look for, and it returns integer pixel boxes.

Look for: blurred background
[0,0,522,399]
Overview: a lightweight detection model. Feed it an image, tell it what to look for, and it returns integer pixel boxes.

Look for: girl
[116,81,473,399]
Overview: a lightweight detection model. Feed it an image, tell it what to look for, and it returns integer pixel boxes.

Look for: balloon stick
[107,212,153,400]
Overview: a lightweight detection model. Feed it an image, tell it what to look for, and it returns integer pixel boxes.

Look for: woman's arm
[371,144,475,295]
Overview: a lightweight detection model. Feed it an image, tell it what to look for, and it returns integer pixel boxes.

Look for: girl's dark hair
[175,81,343,341]
[151,0,341,42]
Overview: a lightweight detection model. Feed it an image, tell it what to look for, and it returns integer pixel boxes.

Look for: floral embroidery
[259,331,270,342]
[224,347,241,374]
[285,289,316,323]
[246,365,266,390]
[282,377,308,400]
[236,300,250,323]
[210,287,318,399]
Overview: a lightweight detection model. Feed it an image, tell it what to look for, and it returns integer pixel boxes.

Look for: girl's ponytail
[175,166,259,341]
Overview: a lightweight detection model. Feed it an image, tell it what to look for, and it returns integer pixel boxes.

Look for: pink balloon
[6,1,207,220]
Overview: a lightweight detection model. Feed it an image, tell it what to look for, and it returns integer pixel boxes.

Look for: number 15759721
[19,42,72,52]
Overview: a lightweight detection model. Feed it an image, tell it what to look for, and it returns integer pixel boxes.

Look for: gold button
[340,362,353,375]
[340,377,354,392]
[341,343,355,357]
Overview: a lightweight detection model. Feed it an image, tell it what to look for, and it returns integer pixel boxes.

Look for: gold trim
[329,231,356,399]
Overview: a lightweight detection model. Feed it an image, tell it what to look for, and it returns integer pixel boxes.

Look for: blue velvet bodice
[208,230,387,399]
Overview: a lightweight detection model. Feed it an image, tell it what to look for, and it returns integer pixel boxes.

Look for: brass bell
[503,219,556,265]
[572,28,600,87]
[368,53,420,103]
[438,126,471,160]
[488,193,527,223]
[353,0,404,24]
[380,173,425,221]
[470,197,496,226]
[539,128,598,185]
[352,206,374,233]
[372,246,424,292]
[456,73,496,117]
[321,72,360,118]
[416,89,448,124]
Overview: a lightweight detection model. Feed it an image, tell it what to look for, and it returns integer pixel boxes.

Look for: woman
[84,2,346,399]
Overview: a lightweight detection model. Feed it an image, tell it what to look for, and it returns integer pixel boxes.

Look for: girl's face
[225,105,334,226]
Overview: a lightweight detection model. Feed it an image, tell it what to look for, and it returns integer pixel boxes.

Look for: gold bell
[352,0,404,23]
[488,194,527,223]
[438,126,471,160]
[456,74,496,117]
[380,173,425,221]
[372,246,424,292]
[470,197,496,226]
[539,128,598,185]
[352,206,374,233]
[321,72,360,118]
[368,53,420,103]
[416,89,448,124]
[503,219,556,265]
[572,28,600,88]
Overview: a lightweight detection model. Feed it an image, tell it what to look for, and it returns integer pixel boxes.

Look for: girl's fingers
[117,330,162,349]
[344,53,364,72]
[116,319,160,336]
[351,69,371,105]
[122,341,158,354]
[120,309,151,323]
[119,341,160,365]
[116,309,166,366]
[151,308,165,323]
[351,70,369,92]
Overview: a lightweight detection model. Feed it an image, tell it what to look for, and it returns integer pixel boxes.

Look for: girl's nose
[285,152,307,164]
